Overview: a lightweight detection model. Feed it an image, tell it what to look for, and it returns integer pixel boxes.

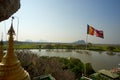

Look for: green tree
[107,46,115,51]
[85,63,95,76]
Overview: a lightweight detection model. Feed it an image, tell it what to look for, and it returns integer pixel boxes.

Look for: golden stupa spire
[1,17,18,64]
[0,17,30,80]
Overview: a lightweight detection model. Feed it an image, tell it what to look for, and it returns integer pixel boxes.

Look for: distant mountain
[38,40,47,42]
[24,39,33,42]
[72,40,86,44]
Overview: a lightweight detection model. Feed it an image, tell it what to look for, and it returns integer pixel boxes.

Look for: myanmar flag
[87,24,95,35]
[95,29,104,39]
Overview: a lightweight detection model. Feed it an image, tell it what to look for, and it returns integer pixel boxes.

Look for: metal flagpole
[86,24,89,50]
[86,34,88,50]
[4,21,7,41]
[13,16,19,41]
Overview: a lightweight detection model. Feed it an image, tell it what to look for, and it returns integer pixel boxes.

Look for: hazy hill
[72,40,86,44]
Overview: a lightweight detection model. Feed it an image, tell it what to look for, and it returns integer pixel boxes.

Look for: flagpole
[86,34,88,50]
[86,24,89,50]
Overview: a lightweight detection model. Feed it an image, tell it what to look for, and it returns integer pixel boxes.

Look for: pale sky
[0,0,120,44]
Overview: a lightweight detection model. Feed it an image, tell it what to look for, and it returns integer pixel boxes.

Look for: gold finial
[8,17,15,35]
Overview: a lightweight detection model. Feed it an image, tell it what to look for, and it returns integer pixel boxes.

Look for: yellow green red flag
[87,24,95,35]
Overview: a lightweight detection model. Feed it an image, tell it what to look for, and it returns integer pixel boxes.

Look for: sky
[0,0,120,44]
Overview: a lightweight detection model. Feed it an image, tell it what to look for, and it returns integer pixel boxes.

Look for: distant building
[90,69,120,80]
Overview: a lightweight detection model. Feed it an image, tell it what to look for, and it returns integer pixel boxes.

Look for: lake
[31,49,120,71]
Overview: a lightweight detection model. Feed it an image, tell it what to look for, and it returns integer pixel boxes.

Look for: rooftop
[98,69,119,79]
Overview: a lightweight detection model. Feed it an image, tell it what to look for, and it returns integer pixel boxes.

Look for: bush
[85,63,95,75]
[16,50,75,80]
[107,46,115,51]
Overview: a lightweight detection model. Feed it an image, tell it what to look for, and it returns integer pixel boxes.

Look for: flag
[87,24,95,35]
[95,29,104,39]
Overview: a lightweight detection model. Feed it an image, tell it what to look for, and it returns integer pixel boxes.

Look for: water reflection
[75,50,83,54]
[106,51,116,56]
[98,51,103,54]
[118,54,120,56]
[30,49,120,71]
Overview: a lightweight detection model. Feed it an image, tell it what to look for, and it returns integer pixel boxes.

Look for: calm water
[31,49,120,71]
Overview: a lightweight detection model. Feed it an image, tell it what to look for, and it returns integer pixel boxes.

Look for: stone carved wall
[0,0,20,22]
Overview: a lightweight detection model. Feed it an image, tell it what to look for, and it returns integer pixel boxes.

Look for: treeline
[3,41,120,52]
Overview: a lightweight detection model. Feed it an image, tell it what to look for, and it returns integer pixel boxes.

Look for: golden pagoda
[0,17,30,80]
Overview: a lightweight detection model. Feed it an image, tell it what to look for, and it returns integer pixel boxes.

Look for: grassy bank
[3,41,120,52]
